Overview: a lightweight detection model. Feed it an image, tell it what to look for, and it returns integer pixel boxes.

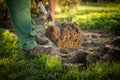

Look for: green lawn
[56,3,120,30]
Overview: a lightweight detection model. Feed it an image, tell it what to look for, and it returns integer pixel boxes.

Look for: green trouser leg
[6,0,37,50]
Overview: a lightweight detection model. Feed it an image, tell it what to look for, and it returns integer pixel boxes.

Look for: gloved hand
[35,0,42,3]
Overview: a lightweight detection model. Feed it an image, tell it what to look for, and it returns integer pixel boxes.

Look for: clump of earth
[45,22,82,49]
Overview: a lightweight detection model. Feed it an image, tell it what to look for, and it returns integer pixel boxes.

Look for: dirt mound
[45,22,82,49]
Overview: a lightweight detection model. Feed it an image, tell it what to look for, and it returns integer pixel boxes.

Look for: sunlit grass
[61,61,120,80]
[56,3,120,30]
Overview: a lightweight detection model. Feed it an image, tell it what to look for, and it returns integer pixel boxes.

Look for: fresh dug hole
[45,22,82,49]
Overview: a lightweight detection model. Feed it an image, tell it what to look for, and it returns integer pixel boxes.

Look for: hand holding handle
[37,0,55,26]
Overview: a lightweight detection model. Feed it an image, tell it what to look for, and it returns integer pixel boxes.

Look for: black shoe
[24,45,52,56]
[35,36,49,45]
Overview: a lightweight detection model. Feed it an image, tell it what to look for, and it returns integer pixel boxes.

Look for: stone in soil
[45,22,82,49]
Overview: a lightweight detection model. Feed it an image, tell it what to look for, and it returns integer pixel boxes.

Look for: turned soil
[34,18,120,69]
[45,22,82,49]
[59,29,120,69]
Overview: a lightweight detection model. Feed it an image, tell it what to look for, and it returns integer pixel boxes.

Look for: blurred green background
[0,0,120,30]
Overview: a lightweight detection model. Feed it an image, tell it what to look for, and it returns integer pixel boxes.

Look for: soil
[34,18,120,69]
[59,30,120,69]
[1,18,120,69]
[45,22,82,49]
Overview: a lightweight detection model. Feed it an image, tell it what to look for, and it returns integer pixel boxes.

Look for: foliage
[56,3,120,30]
[82,0,120,3]
[0,0,81,18]
[62,62,120,80]
[0,0,49,19]
[0,29,20,58]
[0,0,8,21]
[31,0,49,17]
[115,0,120,3]
[57,0,81,12]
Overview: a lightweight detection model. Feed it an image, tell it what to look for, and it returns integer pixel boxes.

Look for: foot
[35,36,49,45]
[24,45,52,56]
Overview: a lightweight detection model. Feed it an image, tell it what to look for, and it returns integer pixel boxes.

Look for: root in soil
[45,22,82,49]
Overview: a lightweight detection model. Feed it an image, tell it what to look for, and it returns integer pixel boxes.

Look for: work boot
[24,45,52,56]
[35,36,49,45]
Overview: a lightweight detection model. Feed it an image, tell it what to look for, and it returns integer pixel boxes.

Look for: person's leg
[6,0,37,50]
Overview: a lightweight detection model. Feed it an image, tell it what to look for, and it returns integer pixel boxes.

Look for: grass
[62,61,120,80]
[0,29,63,80]
[0,28,120,80]
[56,3,120,30]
